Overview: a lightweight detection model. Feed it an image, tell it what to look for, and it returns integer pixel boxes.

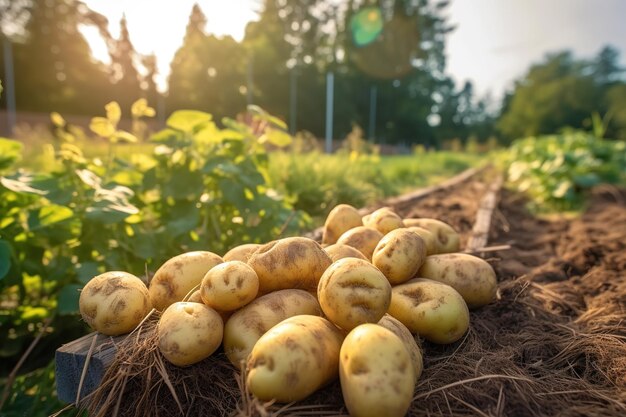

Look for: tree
[8,0,111,115]
[109,14,142,112]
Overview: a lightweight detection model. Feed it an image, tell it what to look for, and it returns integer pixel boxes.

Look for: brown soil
[80,177,626,417]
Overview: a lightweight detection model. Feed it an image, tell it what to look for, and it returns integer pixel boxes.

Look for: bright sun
[81,0,258,92]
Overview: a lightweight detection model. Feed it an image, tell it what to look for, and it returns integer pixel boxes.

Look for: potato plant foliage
[0,102,307,411]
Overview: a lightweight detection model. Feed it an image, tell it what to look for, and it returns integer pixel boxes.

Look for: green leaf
[113,130,138,143]
[90,117,115,137]
[76,262,101,284]
[105,101,122,126]
[50,112,66,128]
[167,110,212,132]
[166,202,200,237]
[29,205,74,230]
[131,98,156,118]
[0,138,23,171]
[75,169,102,189]
[163,166,204,199]
[260,128,292,147]
[57,284,82,315]
[0,240,11,280]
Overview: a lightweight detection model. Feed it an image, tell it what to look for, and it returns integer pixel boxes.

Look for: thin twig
[413,374,534,401]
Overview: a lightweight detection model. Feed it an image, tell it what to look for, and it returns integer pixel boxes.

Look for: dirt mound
[80,183,626,417]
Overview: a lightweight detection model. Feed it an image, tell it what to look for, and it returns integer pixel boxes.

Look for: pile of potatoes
[78,204,497,417]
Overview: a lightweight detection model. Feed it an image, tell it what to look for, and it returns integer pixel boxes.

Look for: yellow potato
[200,261,259,311]
[418,253,497,308]
[149,251,223,311]
[248,237,332,293]
[246,315,344,402]
[336,226,384,260]
[223,289,322,368]
[187,290,203,303]
[388,278,469,344]
[340,324,415,417]
[223,243,262,262]
[406,226,439,255]
[324,243,368,262]
[372,228,426,285]
[403,218,460,253]
[157,302,223,367]
[317,258,391,330]
[378,314,423,382]
[364,207,405,235]
[79,271,152,336]
[322,204,363,245]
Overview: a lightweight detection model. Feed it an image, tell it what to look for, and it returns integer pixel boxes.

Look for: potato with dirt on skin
[318,258,391,331]
[157,302,223,367]
[248,237,332,293]
[406,226,439,255]
[149,251,223,311]
[403,218,460,253]
[364,207,405,235]
[223,289,322,368]
[340,323,415,417]
[372,228,427,285]
[388,278,469,344]
[223,243,262,262]
[79,271,152,336]
[324,243,368,262]
[322,204,363,245]
[336,226,384,260]
[200,261,259,311]
[378,314,423,382]
[246,315,345,402]
[419,253,497,308]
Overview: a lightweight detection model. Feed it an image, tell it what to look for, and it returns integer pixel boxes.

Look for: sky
[82,0,626,98]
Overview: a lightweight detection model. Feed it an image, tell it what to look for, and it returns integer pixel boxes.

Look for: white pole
[3,38,17,136]
[325,71,334,153]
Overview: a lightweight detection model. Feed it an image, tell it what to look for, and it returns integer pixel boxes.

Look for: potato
[246,315,344,402]
[79,271,152,336]
[388,278,469,344]
[324,243,368,262]
[248,237,332,293]
[200,261,259,311]
[157,302,223,367]
[378,314,423,382]
[223,289,322,368]
[372,228,426,285]
[149,251,223,311]
[363,207,405,235]
[187,290,203,303]
[340,324,415,417]
[318,258,391,330]
[336,226,384,260]
[403,218,460,253]
[418,253,497,308]
[223,243,262,262]
[322,204,363,245]
[406,226,439,255]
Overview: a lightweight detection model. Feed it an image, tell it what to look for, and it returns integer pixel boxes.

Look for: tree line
[1,0,624,145]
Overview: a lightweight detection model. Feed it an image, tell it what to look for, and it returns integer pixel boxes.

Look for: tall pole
[368,84,377,141]
[325,71,334,153]
[3,38,17,136]
[289,67,297,135]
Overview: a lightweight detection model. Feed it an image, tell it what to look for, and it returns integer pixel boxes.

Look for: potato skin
[363,207,405,235]
[372,228,426,285]
[223,243,262,262]
[340,324,415,417]
[200,261,259,311]
[248,237,332,293]
[318,258,391,331]
[336,226,384,260]
[324,243,368,262]
[388,278,469,344]
[418,253,497,308]
[377,314,423,382]
[157,302,223,367]
[79,271,152,336]
[403,218,460,253]
[406,226,439,256]
[322,204,363,245]
[149,251,223,311]
[223,289,322,368]
[246,315,344,402]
